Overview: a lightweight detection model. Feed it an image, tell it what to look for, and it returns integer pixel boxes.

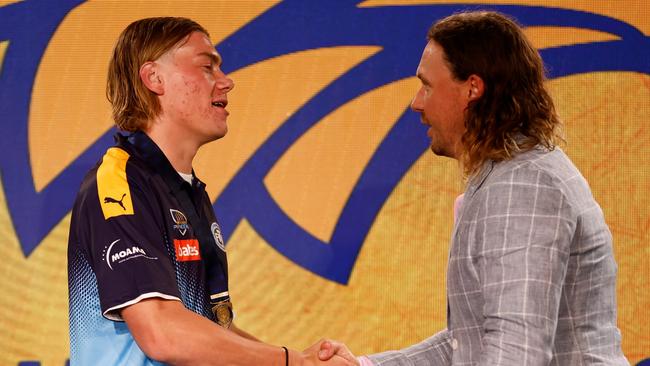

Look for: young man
[67,17,351,366]
[319,11,629,365]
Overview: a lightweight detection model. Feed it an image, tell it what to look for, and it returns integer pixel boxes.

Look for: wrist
[288,348,305,366]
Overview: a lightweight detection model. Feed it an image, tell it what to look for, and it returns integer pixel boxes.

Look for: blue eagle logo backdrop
[0,1,648,365]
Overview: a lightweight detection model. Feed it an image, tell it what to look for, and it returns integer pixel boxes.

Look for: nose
[410,98,419,112]
[218,74,234,93]
[411,88,423,113]
[214,69,234,93]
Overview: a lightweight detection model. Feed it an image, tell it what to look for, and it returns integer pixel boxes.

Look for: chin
[198,130,227,145]
[209,130,227,141]
[430,145,451,158]
[216,126,228,139]
[208,122,228,140]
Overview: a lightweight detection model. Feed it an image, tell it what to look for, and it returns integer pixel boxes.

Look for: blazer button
[451,338,458,350]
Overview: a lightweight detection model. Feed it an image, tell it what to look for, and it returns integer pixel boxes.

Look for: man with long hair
[67,17,351,366]
[319,11,629,365]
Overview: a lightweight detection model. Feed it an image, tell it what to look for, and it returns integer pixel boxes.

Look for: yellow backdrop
[0,1,648,365]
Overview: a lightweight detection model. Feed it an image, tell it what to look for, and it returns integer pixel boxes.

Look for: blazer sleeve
[368,329,453,366]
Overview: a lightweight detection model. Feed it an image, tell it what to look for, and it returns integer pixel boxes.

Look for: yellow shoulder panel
[96,147,134,219]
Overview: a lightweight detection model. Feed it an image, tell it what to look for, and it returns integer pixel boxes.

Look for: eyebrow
[416,71,430,85]
[198,51,222,66]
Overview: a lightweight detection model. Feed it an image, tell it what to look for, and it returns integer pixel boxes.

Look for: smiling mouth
[212,101,227,108]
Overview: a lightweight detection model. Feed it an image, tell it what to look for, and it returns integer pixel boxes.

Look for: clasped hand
[301,339,358,366]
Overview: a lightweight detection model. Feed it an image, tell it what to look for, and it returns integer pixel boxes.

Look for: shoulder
[97,146,153,186]
[73,146,155,220]
[486,147,585,195]
[465,148,584,219]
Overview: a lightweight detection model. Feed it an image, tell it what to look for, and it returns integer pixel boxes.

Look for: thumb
[318,341,333,360]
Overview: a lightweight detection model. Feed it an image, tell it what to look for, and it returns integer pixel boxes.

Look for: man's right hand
[310,339,359,365]
[300,339,357,365]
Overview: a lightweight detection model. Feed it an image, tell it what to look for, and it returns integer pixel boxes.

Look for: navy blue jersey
[68,131,229,365]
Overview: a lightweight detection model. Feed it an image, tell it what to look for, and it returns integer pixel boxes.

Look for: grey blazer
[369,147,629,365]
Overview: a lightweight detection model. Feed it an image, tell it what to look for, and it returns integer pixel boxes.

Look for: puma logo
[104,193,127,210]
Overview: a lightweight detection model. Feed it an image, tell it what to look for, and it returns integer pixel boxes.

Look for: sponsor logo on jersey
[170,209,189,236]
[102,239,158,270]
[104,193,127,210]
[211,222,226,252]
[174,239,201,262]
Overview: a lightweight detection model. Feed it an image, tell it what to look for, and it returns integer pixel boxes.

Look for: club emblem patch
[211,222,226,252]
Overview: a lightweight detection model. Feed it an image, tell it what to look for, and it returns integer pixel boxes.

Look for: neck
[144,121,198,174]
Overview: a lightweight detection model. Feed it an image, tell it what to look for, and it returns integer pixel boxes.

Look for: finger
[319,340,332,351]
[318,341,336,360]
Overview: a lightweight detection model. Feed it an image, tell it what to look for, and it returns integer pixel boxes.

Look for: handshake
[300,339,360,366]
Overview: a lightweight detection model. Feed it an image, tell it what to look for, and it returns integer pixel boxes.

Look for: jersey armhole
[103,292,181,321]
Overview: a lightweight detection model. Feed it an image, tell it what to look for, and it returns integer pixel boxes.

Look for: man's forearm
[230,323,261,342]
[122,299,290,365]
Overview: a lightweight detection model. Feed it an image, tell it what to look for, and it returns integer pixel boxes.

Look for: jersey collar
[115,131,207,193]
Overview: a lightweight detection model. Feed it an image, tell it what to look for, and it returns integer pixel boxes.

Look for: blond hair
[106,17,209,131]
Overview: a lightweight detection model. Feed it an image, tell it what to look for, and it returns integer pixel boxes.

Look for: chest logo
[170,209,189,236]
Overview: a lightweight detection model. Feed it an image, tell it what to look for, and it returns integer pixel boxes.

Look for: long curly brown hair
[428,11,563,177]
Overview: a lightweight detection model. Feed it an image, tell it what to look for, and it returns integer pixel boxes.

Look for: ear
[139,61,164,95]
[466,74,484,101]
